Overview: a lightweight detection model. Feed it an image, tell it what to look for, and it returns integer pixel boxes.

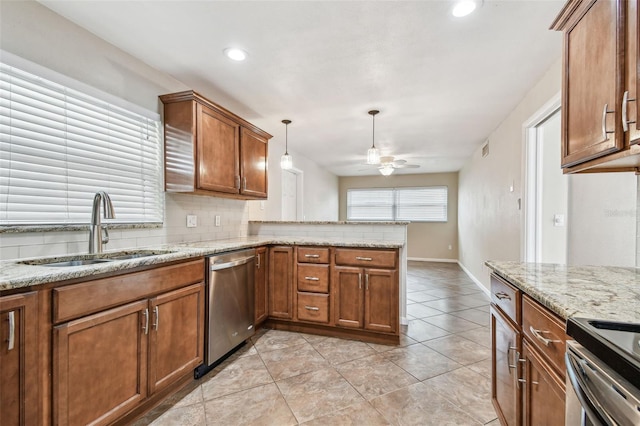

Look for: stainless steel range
[565,318,640,426]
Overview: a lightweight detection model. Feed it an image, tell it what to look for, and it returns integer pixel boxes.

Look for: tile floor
[135,261,498,425]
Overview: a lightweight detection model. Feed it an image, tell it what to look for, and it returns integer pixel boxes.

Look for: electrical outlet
[448,245,452,250]
[215,215,221,227]
[186,215,197,228]
[260,201,265,210]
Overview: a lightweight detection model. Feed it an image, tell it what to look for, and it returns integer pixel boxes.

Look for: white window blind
[0,62,163,225]
[347,187,448,222]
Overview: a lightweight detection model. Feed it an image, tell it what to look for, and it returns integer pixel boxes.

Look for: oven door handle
[210,255,256,271]
[565,351,613,426]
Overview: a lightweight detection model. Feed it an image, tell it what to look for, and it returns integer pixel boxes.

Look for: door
[281,168,303,220]
[491,306,521,426]
[53,300,148,426]
[522,341,565,426]
[196,103,240,194]
[240,127,268,198]
[0,292,38,426]
[562,0,624,167]
[148,283,204,395]
[255,247,269,325]
[333,266,363,329]
[364,268,398,333]
[268,246,294,319]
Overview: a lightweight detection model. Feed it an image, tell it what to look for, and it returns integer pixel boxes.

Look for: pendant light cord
[285,122,289,154]
[372,113,375,149]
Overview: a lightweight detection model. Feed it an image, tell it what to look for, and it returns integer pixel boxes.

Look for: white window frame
[0,52,163,226]
[347,186,448,222]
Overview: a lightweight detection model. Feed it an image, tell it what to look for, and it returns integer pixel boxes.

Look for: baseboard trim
[457,261,490,296]
[407,257,458,263]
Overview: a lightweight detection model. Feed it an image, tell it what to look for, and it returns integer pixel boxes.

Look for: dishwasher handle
[210,255,256,271]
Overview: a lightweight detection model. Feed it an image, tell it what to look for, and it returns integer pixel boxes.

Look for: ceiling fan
[367,156,420,176]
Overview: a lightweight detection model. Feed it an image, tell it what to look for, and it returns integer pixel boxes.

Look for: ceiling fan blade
[392,159,407,165]
[394,164,420,169]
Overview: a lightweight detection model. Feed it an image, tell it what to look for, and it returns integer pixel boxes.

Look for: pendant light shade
[280,119,293,170]
[366,110,380,165]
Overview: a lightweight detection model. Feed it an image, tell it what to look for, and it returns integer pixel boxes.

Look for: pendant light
[280,119,293,170]
[366,110,380,165]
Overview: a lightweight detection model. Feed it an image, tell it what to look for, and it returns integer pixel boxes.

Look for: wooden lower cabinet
[53,300,149,426]
[53,282,205,426]
[333,266,398,334]
[0,291,39,426]
[254,246,268,325]
[491,306,521,426]
[521,341,565,426]
[268,246,294,319]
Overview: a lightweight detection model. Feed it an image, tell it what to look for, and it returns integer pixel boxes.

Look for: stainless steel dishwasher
[195,248,256,378]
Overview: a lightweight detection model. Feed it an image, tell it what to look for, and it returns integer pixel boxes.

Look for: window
[0,60,163,225]
[347,186,448,222]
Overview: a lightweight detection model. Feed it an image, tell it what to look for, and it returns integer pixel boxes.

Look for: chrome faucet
[89,191,115,254]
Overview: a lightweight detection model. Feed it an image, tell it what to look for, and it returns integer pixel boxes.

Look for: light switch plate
[186,215,197,228]
[215,215,221,227]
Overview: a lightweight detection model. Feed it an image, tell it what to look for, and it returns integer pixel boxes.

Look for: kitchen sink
[18,249,176,267]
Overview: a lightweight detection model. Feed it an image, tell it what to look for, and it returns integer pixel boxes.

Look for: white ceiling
[39,0,564,177]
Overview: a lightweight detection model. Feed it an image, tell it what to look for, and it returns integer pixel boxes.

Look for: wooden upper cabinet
[160,90,271,199]
[197,104,240,194]
[552,0,640,172]
[240,127,268,198]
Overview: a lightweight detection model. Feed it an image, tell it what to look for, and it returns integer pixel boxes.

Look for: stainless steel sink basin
[18,250,176,267]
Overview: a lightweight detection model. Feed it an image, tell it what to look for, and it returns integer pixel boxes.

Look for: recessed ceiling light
[223,48,248,61]
[452,0,479,17]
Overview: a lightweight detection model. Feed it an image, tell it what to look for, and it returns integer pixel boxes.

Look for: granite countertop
[0,236,405,291]
[486,260,640,323]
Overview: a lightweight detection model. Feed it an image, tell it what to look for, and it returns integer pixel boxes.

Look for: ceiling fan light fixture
[366,110,381,164]
[280,119,293,170]
[379,164,394,176]
[452,0,480,17]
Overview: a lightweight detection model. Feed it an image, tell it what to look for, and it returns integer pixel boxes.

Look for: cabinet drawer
[297,293,329,324]
[522,294,567,377]
[490,274,520,324]
[53,259,205,323]
[297,247,330,264]
[297,264,329,293]
[334,248,396,269]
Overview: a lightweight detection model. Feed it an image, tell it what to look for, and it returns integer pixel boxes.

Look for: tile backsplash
[0,193,251,261]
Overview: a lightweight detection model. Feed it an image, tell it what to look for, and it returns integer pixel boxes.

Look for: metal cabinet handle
[355,256,372,261]
[494,291,511,301]
[529,325,561,346]
[622,91,637,132]
[365,274,369,290]
[256,253,260,269]
[507,345,517,371]
[7,311,15,351]
[153,306,159,331]
[602,103,615,141]
[142,308,149,335]
[235,175,241,189]
[304,306,320,311]
[358,273,362,290]
[305,276,320,281]
[305,254,320,258]
[243,177,247,190]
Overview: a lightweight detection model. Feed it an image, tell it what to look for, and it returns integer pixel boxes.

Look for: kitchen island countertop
[485,260,640,323]
[1,236,404,291]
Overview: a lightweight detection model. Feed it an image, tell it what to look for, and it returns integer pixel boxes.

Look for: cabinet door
[522,341,565,426]
[240,127,268,198]
[254,246,269,325]
[148,283,205,395]
[364,268,398,333]
[196,103,240,194]
[626,0,640,145]
[268,246,294,319]
[0,292,38,426]
[490,306,521,426]
[333,266,364,329]
[53,300,148,426]
[562,0,624,167]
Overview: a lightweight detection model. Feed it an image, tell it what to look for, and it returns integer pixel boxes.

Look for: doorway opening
[281,168,304,221]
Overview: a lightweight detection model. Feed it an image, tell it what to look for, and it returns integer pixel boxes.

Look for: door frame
[521,92,561,263]
[281,167,304,220]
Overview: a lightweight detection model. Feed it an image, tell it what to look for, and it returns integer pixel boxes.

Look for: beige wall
[458,58,562,289]
[339,173,458,260]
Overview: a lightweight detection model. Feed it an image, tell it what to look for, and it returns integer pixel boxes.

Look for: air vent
[482,141,490,158]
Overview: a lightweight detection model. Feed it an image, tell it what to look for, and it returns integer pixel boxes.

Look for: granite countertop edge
[485,260,640,323]
[1,236,405,291]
